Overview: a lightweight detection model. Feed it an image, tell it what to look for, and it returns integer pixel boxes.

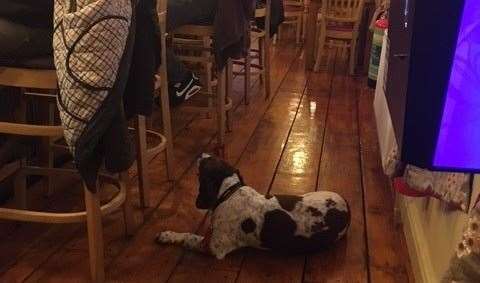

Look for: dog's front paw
[155,231,176,245]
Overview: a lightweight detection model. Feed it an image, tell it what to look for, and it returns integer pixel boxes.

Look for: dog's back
[257,191,350,253]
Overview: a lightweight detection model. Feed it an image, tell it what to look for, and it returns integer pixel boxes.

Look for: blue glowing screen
[434,0,480,171]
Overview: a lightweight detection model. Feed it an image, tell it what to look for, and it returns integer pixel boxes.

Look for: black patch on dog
[260,209,297,250]
[260,206,351,254]
[324,207,350,236]
[241,218,256,234]
[274,195,303,211]
[265,194,274,199]
[325,198,336,207]
[307,206,323,217]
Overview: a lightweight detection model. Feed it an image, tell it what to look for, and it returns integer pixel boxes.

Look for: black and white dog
[156,154,351,259]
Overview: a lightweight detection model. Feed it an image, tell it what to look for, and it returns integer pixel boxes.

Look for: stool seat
[0,67,57,89]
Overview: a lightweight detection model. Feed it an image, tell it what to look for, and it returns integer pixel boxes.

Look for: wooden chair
[0,67,135,283]
[313,0,365,74]
[170,25,233,155]
[233,0,272,105]
[134,0,175,208]
[281,0,307,44]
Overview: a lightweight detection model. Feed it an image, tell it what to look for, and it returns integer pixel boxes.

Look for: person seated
[0,0,54,68]
[165,0,284,106]
[165,0,218,106]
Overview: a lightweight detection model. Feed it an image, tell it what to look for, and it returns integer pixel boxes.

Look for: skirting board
[400,196,439,283]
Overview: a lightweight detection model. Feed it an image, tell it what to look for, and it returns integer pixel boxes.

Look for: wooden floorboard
[357,87,415,283]
[304,52,369,283]
[0,40,414,283]
[234,55,333,283]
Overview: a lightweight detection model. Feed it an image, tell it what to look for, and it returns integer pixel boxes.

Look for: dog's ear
[197,175,222,209]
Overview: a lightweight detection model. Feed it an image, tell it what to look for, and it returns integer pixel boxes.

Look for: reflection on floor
[0,40,414,282]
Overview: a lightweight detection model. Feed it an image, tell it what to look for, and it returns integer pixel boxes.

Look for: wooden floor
[0,40,414,283]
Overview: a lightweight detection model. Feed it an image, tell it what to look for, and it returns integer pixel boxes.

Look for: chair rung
[177,55,215,63]
[0,160,20,183]
[0,122,63,137]
[0,172,126,224]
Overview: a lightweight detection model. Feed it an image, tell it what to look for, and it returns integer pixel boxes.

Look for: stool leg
[159,80,175,182]
[244,53,251,105]
[135,115,150,208]
[216,67,226,157]
[84,185,105,283]
[14,91,28,209]
[120,172,135,236]
[40,99,55,196]
[14,163,27,209]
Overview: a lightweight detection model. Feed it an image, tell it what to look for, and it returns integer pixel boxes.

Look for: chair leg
[258,38,265,86]
[244,53,251,105]
[302,10,308,41]
[135,115,150,208]
[84,185,105,283]
[263,37,271,100]
[349,37,358,76]
[296,17,302,44]
[216,67,227,157]
[313,24,326,72]
[203,36,214,120]
[120,172,135,236]
[226,60,233,133]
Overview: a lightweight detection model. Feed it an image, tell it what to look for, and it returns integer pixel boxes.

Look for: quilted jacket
[53,0,157,190]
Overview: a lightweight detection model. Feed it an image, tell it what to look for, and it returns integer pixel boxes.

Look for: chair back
[255,0,272,40]
[284,0,305,8]
[323,0,365,22]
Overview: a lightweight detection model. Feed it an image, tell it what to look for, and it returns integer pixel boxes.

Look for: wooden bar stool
[0,67,134,282]
[233,0,272,105]
[171,25,233,155]
[133,2,175,208]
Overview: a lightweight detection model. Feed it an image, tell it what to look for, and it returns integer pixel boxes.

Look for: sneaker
[169,72,202,107]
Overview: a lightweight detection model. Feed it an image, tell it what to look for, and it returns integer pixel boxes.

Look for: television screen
[434,0,480,171]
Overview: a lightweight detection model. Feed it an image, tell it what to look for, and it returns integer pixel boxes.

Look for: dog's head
[196,153,242,210]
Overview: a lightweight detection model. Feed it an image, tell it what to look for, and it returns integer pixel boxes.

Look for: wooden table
[305,0,321,70]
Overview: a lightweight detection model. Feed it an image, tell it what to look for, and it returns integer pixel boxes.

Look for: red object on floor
[393,177,432,197]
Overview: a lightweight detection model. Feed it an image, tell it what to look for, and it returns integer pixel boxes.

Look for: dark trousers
[0,18,53,67]
[166,0,217,84]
